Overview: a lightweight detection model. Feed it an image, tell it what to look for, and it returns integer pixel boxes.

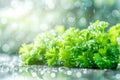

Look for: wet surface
[0,54,120,80]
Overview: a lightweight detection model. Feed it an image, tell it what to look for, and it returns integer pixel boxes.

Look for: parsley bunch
[19,21,120,69]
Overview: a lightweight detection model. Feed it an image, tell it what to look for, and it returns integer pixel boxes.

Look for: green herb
[108,24,120,46]
[19,21,120,69]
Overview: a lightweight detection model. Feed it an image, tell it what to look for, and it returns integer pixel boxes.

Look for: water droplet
[58,67,65,72]
[66,70,72,75]
[41,69,46,75]
[50,72,56,78]
[76,72,82,78]
[83,69,87,74]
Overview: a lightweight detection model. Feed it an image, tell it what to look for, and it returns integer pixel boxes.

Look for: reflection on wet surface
[0,55,120,80]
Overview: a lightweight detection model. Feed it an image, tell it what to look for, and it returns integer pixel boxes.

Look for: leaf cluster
[19,21,120,69]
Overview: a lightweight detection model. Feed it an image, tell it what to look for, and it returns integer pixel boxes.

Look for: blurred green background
[0,0,120,54]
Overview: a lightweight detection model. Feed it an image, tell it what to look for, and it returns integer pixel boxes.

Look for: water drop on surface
[83,69,87,74]
[58,67,64,72]
[41,69,46,75]
[76,72,82,78]
[50,72,56,78]
[66,70,72,75]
